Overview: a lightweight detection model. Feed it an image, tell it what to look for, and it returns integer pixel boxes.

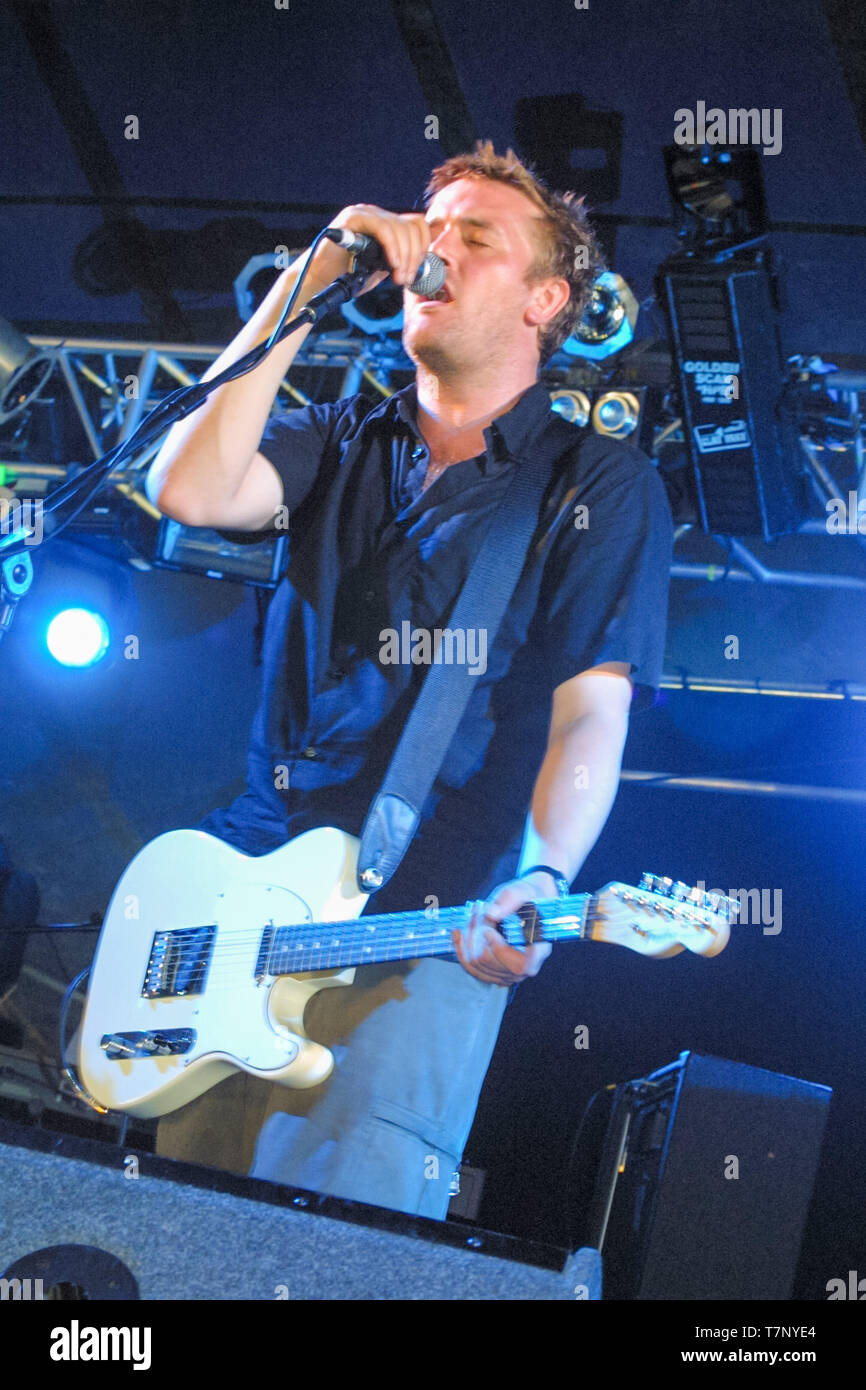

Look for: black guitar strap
[356,408,583,893]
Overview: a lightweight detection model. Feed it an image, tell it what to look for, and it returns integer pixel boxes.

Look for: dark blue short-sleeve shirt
[205,379,673,909]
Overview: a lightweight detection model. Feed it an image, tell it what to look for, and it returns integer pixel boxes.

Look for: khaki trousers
[156,955,509,1220]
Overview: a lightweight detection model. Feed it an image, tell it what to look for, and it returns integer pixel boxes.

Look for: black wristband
[519,864,570,899]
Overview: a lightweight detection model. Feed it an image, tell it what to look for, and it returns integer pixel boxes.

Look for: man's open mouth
[418,285,453,303]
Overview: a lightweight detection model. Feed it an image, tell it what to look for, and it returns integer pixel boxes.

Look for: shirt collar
[389,379,554,473]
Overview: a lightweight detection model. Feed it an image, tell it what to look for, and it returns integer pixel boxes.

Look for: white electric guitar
[76,827,736,1118]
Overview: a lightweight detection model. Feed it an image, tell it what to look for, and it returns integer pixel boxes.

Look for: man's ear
[525,276,571,328]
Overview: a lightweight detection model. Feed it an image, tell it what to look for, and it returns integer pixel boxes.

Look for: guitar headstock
[588,874,736,957]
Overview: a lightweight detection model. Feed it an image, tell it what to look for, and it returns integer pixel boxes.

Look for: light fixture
[561,273,638,361]
[341,285,404,337]
[662,143,768,251]
[592,391,641,439]
[46,608,110,668]
[154,517,288,588]
[0,318,56,425]
[549,389,592,427]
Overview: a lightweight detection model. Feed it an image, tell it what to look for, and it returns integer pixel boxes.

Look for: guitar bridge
[142,925,215,998]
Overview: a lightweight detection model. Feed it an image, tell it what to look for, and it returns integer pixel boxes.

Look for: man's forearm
[146,203,433,525]
[518,709,629,887]
[145,246,330,517]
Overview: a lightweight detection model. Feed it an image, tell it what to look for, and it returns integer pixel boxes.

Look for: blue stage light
[561,272,637,362]
[45,608,110,667]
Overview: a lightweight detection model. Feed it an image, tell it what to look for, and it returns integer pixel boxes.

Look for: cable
[58,965,109,1114]
[561,1082,616,1241]
[0,920,103,934]
[262,228,333,352]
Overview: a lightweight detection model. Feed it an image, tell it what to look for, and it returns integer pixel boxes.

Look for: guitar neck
[262,895,593,977]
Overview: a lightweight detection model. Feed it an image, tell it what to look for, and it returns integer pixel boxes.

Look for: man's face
[402,176,554,379]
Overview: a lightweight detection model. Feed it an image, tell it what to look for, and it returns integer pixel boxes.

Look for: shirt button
[302,746,317,759]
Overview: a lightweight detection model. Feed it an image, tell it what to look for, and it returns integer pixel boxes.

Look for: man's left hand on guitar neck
[451,871,555,986]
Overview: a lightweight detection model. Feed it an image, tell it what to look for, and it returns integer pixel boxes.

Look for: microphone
[323,228,445,296]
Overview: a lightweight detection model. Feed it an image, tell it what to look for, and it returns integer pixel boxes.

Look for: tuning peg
[639,872,654,891]
[672,881,689,900]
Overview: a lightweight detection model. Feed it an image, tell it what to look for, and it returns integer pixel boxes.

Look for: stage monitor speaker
[0,1119,600,1300]
[659,257,799,540]
[588,1051,831,1301]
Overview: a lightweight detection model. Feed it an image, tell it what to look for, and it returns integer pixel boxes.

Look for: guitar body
[77,828,733,1119]
[78,827,369,1117]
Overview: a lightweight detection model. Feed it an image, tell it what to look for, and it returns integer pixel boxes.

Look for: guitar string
[132,906,713,975]
[131,901,712,968]
[130,902,599,991]
[136,931,588,994]
[131,899,594,963]
[139,915,594,982]
[130,911,715,994]
[135,903,598,964]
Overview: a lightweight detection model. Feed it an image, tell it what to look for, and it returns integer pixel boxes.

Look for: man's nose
[428,224,456,260]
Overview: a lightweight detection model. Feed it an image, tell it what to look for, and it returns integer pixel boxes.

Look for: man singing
[146,141,673,1219]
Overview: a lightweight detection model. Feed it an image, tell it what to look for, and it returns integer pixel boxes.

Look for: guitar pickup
[143,925,215,998]
[100,1029,196,1061]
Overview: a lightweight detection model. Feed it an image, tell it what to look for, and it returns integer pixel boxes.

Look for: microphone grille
[410,253,446,297]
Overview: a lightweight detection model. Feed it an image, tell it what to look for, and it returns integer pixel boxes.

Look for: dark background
[1,0,865,1301]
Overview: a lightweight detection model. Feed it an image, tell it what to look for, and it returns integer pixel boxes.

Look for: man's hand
[451,873,555,986]
[311,203,433,294]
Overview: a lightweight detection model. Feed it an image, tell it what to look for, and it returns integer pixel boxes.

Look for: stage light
[154,517,288,588]
[0,318,56,425]
[45,608,110,668]
[578,279,626,343]
[662,143,768,251]
[341,285,404,337]
[549,389,592,427]
[666,149,733,222]
[561,273,638,361]
[592,391,641,439]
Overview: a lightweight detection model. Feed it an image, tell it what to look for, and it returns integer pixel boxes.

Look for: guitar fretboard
[257,896,591,978]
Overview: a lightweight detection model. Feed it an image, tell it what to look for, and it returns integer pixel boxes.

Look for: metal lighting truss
[1,331,402,521]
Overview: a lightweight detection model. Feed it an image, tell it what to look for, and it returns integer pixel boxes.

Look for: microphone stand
[0,263,373,575]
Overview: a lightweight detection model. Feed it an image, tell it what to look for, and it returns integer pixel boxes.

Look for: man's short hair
[425,139,605,364]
